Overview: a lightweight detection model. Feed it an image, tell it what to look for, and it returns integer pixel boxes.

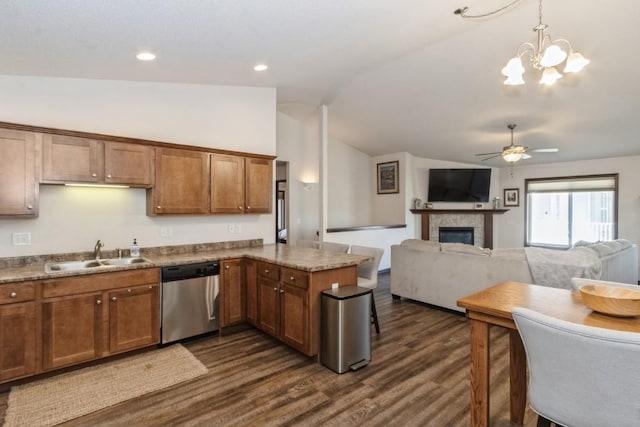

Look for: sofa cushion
[441,242,490,256]
[400,239,441,252]
[491,248,527,261]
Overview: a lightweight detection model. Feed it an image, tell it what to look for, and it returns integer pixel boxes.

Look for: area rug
[3,344,207,427]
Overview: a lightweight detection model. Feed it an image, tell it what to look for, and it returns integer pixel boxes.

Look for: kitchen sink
[44,257,152,273]
[100,257,151,266]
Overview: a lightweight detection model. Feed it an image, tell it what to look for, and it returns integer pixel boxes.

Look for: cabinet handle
[149,285,153,289]
[27,205,33,210]
[156,206,162,209]
[225,265,230,269]
[264,269,269,273]
[290,276,295,281]
[273,287,278,292]
[10,292,17,298]
[96,299,102,305]
[111,296,117,302]
[238,206,243,210]
[280,289,284,293]
[92,173,97,177]
[107,174,112,178]
[246,206,251,210]
[127,289,132,293]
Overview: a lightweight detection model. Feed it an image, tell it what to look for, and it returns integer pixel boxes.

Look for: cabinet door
[210,154,245,214]
[42,134,102,182]
[221,259,245,327]
[104,142,153,187]
[108,284,160,354]
[0,302,36,381]
[245,259,258,326]
[150,147,209,215]
[279,283,309,354]
[245,158,273,214]
[0,129,38,216]
[257,277,279,337]
[42,293,103,370]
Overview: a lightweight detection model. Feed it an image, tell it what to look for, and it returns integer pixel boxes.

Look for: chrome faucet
[94,240,104,260]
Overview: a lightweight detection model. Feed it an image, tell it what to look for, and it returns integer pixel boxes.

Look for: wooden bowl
[580,284,640,317]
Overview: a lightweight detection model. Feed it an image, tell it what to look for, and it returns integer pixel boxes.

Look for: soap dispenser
[130,239,140,257]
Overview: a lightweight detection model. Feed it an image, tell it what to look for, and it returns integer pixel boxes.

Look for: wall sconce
[302,182,314,191]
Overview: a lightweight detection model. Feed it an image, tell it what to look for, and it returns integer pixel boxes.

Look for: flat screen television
[427,168,491,202]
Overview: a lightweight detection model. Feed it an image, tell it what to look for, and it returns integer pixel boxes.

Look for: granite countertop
[0,241,371,284]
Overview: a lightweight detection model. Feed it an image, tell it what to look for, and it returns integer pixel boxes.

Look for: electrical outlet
[12,232,31,246]
[236,224,242,233]
[160,226,173,237]
[228,224,235,233]
[331,282,339,289]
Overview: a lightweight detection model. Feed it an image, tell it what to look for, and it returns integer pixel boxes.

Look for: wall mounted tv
[427,168,491,202]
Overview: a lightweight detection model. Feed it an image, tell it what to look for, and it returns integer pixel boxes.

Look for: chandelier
[455,0,590,86]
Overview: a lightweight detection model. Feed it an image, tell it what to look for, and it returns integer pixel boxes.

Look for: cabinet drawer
[281,268,309,290]
[42,268,159,298]
[257,262,279,281]
[0,283,35,304]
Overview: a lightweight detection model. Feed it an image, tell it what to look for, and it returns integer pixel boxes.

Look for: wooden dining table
[456,281,640,427]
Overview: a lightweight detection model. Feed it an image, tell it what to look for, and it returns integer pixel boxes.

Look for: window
[525,174,618,248]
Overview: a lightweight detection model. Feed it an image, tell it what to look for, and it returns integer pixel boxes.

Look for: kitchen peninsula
[0,241,369,384]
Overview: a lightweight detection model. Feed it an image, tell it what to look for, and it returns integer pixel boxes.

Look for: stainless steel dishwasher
[161,261,220,344]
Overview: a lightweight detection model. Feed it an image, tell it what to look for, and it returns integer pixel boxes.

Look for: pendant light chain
[454,0,525,19]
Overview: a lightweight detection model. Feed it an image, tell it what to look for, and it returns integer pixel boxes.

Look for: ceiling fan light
[501,57,525,76]
[563,51,590,73]
[540,45,567,67]
[502,150,523,163]
[539,67,562,85]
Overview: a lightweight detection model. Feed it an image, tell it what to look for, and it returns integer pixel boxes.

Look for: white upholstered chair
[512,307,640,427]
[350,245,384,334]
[571,277,640,292]
[320,241,350,253]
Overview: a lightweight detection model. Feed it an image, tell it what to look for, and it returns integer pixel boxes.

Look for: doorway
[275,161,289,244]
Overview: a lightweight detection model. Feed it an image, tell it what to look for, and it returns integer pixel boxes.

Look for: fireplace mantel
[409,209,509,248]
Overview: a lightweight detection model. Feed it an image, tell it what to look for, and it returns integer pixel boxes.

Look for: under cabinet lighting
[253,64,268,71]
[136,52,156,61]
[65,183,130,189]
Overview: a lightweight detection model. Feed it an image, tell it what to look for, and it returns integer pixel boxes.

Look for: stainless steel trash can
[320,286,372,373]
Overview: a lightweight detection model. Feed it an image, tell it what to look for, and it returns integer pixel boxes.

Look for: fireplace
[439,227,474,245]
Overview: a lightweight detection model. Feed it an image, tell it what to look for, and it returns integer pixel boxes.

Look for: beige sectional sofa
[390,239,638,312]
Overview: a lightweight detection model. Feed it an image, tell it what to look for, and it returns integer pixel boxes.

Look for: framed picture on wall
[504,188,520,207]
[377,161,399,194]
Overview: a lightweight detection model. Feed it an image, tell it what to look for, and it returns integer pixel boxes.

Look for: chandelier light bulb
[540,45,567,67]
[501,57,525,76]
[504,73,525,85]
[563,51,590,73]
[539,67,562,85]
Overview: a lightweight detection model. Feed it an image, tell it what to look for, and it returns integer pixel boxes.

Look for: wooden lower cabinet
[0,282,37,382]
[40,268,160,373]
[108,284,160,354]
[221,258,245,327]
[254,261,355,357]
[42,293,103,370]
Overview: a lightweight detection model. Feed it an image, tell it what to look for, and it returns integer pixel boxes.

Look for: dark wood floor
[0,273,538,426]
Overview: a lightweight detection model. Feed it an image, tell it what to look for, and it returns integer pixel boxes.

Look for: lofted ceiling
[1,0,639,166]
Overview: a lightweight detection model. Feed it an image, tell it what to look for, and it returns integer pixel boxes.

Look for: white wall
[0,76,277,257]
[327,138,371,227]
[275,111,321,244]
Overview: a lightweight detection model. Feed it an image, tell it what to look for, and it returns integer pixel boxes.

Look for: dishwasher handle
[205,275,220,321]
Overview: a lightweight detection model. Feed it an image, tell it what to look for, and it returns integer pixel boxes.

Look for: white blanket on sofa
[525,246,602,289]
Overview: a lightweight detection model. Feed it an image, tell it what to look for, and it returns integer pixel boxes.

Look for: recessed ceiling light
[136,52,156,61]
[254,64,268,71]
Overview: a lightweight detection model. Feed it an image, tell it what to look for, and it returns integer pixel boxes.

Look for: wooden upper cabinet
[104,142,153,186]
[0,129,38,217]
[210,154,245,214]
[210,154,272,214]
[149,147,210,215]
[42,134,102,183]
[42,135,153,187]
[246,157,273,214]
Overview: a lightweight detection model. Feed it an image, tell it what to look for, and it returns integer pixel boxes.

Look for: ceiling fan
[475,123,559,164]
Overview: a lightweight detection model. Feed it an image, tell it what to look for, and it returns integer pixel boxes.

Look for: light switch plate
[12,232,31,246]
